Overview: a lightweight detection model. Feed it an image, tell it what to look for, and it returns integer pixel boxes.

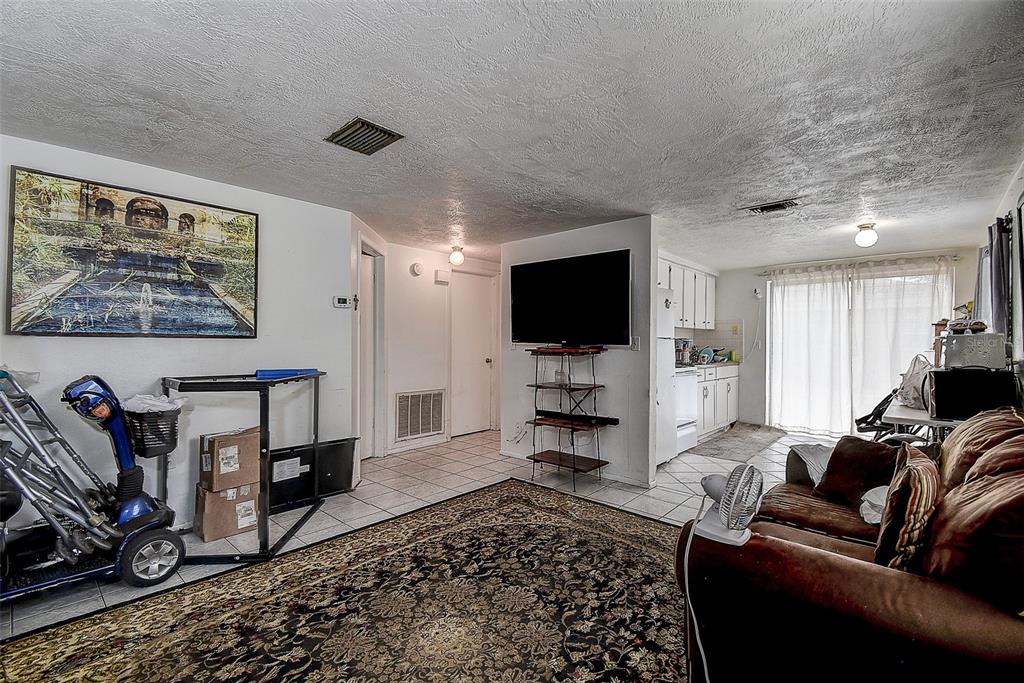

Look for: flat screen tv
[510,249,631,346]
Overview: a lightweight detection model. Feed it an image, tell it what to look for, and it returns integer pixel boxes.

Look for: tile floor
[1,427,835,639]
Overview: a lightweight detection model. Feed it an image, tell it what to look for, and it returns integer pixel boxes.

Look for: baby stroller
[0,372,183,601]
[855,389,925,442]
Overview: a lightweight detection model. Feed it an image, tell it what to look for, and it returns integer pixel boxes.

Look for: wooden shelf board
[528,450,609,473]
[526,416,599,432]
[527,382,604,392]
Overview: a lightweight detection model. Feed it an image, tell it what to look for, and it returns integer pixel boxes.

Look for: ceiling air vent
[740,198,801,214]
[324,117,404,155]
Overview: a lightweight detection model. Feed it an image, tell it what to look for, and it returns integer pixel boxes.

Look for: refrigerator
[655,288,678,466]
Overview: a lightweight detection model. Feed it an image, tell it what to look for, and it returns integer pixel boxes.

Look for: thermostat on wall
[333,296,354,309]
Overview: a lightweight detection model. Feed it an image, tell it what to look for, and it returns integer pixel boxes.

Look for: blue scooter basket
[124,409,180,458]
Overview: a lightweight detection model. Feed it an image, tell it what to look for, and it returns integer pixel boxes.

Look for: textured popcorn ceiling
[2,1,1023,268]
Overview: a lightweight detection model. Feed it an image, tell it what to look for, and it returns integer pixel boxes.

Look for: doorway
[450,270,496,436]
[358,249,382,459]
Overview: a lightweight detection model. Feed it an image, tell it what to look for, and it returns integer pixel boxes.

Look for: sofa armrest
[785,448,814,485]
[675,522,1024,683]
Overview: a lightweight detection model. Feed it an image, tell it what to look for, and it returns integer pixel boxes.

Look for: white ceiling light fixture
[449,246,465,266]
[855,223,878,248]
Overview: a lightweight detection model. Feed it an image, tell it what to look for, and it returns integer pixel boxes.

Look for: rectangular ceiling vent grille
[741,198,801,214]
[325,117,404,155]
[396,390,444,441]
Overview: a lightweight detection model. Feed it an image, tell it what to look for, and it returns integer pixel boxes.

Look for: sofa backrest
[937,407,1024,492]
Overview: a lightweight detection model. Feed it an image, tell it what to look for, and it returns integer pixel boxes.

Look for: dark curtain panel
[989,216,1011,335]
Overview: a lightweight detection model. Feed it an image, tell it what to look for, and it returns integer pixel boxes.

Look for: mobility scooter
[0,371,184,601]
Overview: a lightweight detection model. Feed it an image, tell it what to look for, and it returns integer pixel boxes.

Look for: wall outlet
[630,336,640,351]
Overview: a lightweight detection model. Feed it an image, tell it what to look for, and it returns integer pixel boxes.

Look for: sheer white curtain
[767,264,853,437]
[768,255,953,437]
[851,256,953,419]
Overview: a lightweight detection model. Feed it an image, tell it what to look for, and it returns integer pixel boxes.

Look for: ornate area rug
[687,422,786,463]
[2,479,688,682]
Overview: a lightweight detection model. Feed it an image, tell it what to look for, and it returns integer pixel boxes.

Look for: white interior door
[358,253,376,459]
[451,271,494,436]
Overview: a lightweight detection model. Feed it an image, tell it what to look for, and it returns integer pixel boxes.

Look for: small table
[161,371,326,565]
[882,403,963,442]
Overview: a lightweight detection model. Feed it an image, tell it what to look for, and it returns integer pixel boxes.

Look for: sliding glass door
[767,256,953,436]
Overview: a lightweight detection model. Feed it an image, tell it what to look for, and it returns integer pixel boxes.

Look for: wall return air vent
[324,117,404,155]
[740,198,801,214]
[396,390,444,441]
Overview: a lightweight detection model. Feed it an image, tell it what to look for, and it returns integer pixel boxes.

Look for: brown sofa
[675,410,1024,683]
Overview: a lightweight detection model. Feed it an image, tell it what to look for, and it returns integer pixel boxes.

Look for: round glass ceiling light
[855,223,878,248]
[449,246,465,265]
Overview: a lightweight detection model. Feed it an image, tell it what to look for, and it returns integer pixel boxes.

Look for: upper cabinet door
[694,273,707,329]
[668,264,683,324]
[705,276,716,329]
[681,268,696,328]
[657,259,671,288]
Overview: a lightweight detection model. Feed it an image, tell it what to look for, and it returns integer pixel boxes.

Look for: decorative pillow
[919,470,1024,615]
[964,433,1024,483]
[939,407,1024,492]
[814,436,899,508]
[874,444,940,569]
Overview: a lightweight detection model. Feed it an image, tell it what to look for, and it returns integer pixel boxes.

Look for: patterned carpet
[2,479,689,682]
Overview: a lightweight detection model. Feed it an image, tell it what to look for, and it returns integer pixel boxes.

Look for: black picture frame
[6,166,259,339]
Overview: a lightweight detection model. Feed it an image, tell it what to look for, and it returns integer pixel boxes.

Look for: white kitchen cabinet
[657,259,671,288]
[699,380,716,433]
[697,367,739,436]
[694,273,707,330]
[681,268,696,328]
[704,275,716,329]
[668,264,683,325]
[724,376,738,424]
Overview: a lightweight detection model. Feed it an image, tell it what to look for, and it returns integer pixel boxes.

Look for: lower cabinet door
[726,377,738,424]
[700,381,716,433]
[715,378,729,428]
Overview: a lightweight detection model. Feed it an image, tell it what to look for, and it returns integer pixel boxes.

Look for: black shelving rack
[526,346,618,491]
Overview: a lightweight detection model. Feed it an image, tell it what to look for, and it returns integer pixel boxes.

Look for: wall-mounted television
[510,249,631,346]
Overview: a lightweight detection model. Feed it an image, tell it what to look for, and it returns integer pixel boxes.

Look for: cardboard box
[193,483,259,542]
[199,426,260,491]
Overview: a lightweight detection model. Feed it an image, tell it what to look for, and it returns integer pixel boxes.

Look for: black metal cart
[161,371,325,565]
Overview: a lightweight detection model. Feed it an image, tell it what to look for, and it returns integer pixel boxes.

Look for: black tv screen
[510,249,631,346]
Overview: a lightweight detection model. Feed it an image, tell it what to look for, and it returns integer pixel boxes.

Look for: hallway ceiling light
[449,246,465,265]
[855,223,878,248]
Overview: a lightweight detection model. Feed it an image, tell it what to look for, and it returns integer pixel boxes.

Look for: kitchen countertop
[675,361,741,371]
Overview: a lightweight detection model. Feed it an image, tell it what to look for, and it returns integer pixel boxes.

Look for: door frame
[356,235,387,459]
[448,266,499,435]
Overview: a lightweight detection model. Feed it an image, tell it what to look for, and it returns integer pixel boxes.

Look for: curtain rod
[754,249,962,277]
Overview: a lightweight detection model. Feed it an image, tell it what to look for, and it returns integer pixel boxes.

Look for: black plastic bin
[269,437,357,513]
[124,408,181,458]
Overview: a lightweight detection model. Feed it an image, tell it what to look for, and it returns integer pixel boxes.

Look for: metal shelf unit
[526,347,618,490]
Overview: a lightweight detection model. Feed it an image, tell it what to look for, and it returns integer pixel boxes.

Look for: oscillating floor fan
[683,463,764,683]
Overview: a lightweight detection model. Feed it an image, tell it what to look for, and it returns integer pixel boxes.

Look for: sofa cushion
[814,436,900,507]
[939,407,1024,492]
[875,444,941,569]
[749,521,876,562]
[919,470,1024,615]
[965,433,1024,482]
[758,482,879,542]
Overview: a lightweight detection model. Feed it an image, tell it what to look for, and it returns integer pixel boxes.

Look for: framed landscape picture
[7,167,258,338]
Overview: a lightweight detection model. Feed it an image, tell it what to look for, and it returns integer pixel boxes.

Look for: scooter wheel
[119,529,184,587]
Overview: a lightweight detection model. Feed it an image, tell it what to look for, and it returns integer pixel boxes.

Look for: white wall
[382,243,500,453]
[0,136,355,527]
[500,216,657,487]
[716,247,981,425]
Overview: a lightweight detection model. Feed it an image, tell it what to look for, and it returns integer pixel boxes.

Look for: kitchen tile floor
[2,427,834,639]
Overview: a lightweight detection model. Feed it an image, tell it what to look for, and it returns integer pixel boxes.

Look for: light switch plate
[630,336,640,351]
